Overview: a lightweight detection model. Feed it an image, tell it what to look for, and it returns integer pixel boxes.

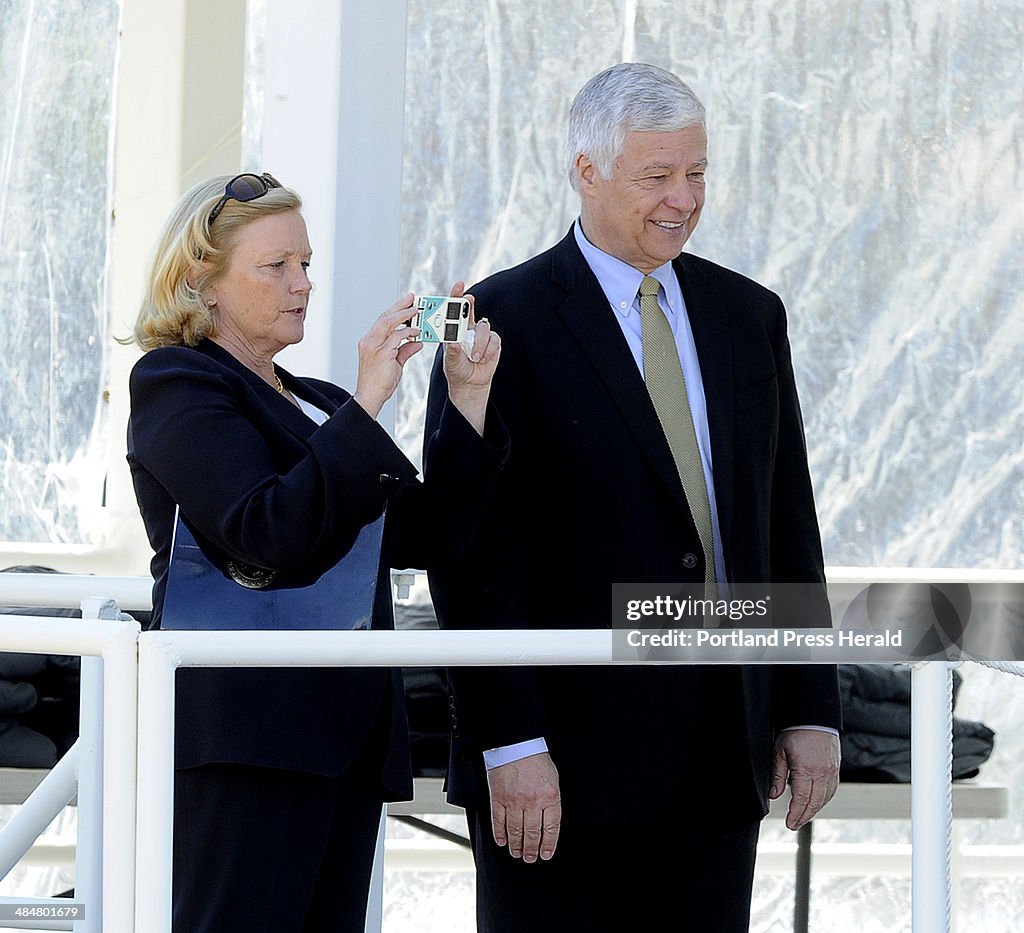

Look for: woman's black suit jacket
[127,339,506,798]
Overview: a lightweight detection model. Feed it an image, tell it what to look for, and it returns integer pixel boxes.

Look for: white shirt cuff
[482,738,549,770]
[780,725,840,737]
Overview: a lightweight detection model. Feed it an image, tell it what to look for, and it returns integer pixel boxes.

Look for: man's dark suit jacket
[426,227,841,825]
[128,339,506,798]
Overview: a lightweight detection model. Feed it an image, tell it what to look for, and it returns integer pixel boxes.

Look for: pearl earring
[207,298,216,308]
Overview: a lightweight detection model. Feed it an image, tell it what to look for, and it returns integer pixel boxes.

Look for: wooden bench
[767,780,1008,932]
[0,768,75,807]
[388,774,1009,820]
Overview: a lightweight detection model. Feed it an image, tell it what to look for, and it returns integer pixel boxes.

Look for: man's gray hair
[565,62,705,191]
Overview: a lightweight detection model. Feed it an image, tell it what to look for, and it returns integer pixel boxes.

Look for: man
[425,62,841,932]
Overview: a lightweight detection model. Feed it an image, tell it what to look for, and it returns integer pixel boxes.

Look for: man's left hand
[769,729,841,831]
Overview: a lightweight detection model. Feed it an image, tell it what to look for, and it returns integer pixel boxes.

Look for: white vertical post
[911,662,954,933]
[72,653,103,933]
[258,0,409,426]
[331,0,409,396]
[256,0,344,383]
[101,620,140,933]
[134,638,179,933]
[78,596,139,933]
[105,0,192,578]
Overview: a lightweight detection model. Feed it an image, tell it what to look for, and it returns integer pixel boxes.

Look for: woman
[126,172,504,932]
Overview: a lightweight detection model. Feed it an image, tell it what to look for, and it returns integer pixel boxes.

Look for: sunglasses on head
[207,172,282,226]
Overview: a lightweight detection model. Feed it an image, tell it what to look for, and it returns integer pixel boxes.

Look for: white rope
[917,652,1023,932]
[943,667,954,933]
[961,653,1024,677]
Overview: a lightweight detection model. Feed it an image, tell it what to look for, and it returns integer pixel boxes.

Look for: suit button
[379,473,400,488]
[682,553,698,569]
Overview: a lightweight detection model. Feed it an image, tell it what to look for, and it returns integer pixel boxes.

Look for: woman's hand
[352,294,422,420]
[442,282,501,436]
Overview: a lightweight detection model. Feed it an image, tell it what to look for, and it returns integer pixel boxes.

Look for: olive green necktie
[638,275,719,624]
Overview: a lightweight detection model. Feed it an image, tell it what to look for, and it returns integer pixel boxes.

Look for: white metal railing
[133,628,613,931]
[1,568,1020,933]
[0,600,138,933]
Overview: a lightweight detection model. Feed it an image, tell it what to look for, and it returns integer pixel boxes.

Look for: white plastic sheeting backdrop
[0,0,118,546]
[0,0,117,914]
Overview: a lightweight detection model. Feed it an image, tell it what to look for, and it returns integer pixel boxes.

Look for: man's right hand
[486,752,561,863]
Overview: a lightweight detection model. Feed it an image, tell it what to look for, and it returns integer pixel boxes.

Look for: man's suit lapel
[675,253,736,567]
[547,232,694,519]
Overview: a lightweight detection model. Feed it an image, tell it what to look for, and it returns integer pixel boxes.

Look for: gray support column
[105,0,191,577]
[256,0,409,429]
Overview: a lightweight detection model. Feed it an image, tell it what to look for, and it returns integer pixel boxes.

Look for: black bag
[0,566,82,767]
[838,664,996,782]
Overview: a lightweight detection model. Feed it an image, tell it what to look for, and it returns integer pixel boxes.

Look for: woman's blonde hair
[128,174,302,350]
